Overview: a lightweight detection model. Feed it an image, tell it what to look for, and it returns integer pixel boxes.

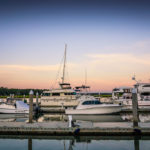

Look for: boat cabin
[112,87,132,100]
[134,83,150,101]
[42,89,76,97]
[40,89,78,107]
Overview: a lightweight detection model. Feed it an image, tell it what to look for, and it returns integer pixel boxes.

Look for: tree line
[0,87,47,96]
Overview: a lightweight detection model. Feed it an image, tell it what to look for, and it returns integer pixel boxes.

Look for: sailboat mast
[85,68,87,86]
[62,44,67,83]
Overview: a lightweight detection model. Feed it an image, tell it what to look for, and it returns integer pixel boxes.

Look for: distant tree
[0,87,48,96]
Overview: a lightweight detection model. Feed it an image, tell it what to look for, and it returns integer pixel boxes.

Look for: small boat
[65,95,122,115]
[112,82,150,107]
[0,101,29,114]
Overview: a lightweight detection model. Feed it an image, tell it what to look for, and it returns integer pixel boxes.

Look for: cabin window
[94,100,101,104]
[64,92,76,95]
[52,93,60,96]
[142,85,150,87]
[43,93,50,96]
[82,101,91,105]
[141,93,150,96]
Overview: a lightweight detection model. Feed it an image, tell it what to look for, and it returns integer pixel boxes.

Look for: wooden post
[134,138,139,150]
[36,92,39,108]
[132,88,139,127]
[29,90,34,123]
[28,138,32,150]
[23,94,25,102]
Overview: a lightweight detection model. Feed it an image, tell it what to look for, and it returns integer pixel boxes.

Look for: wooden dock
[0,122,150,136]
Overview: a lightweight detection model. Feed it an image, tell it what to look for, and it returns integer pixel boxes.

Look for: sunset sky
[1,0,150,92]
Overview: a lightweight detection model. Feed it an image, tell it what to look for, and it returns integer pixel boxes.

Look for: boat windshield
[64,92,76,95]
[141,92,150,96]
[82,100,102,105]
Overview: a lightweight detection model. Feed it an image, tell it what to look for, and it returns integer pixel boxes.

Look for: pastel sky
[0,0,150,92]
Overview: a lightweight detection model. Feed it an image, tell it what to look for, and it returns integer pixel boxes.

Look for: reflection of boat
[72,114,122,122]
[65,95,122,115]
[0,101,29,114]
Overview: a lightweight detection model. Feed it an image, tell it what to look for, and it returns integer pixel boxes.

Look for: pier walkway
[0,121,150,136]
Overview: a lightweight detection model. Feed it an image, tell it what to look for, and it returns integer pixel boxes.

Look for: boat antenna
[85,68,87,86]
[62,44,67,83]
[132,74,138,84]
[85,68,88,93]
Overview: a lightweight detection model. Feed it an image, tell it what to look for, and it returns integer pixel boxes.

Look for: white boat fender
[68,115,72,128]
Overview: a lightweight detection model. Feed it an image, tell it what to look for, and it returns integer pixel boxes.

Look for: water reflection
[0,114,28,122]
[37,114,123,122]
[72,114,122,122]
[28,138,32,150]
[1,112,150,123]
[134,138,139,150]
[0,136,149,150]
[38,113,150,123]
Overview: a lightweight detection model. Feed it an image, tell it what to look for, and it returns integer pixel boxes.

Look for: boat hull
[0,108,29,114]
[65,105,122,115]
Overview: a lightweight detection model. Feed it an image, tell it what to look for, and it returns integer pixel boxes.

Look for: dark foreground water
[0,136,150,150]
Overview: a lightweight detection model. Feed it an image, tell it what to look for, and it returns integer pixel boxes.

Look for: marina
[1,0,150,149]
[0,89,150,136]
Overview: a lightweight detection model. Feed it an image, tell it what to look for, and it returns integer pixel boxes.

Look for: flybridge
[59,83,72,89]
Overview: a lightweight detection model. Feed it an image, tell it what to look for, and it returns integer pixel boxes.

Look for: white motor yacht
[112,83,150,107]
[112,87,132,104]
[65,95,122,115]
[0,101,29,114]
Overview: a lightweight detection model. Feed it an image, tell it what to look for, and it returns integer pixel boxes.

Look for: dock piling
[28,138,32,150]
[132,88,139,128]
[36,92,39,108]
[29,90,34,123]
[68,115,72,128]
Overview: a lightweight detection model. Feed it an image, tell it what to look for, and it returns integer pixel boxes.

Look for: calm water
[0,136,150,150]
[0,113,150,123]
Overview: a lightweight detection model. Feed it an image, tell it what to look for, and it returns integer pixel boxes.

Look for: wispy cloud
[0,63,77,71]
[0,65,58,71]
[92,39,150,55]
[87,53,150,66]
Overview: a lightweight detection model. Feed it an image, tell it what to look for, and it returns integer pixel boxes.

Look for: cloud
[87,53,150,66]
[0,63,77,71]
[91,39,150,55]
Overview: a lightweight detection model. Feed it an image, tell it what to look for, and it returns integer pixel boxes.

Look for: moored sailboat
[40,45,79,109]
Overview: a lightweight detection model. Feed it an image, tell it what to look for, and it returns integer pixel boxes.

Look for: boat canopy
[59,83,72,89]
[16,101,29,110]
